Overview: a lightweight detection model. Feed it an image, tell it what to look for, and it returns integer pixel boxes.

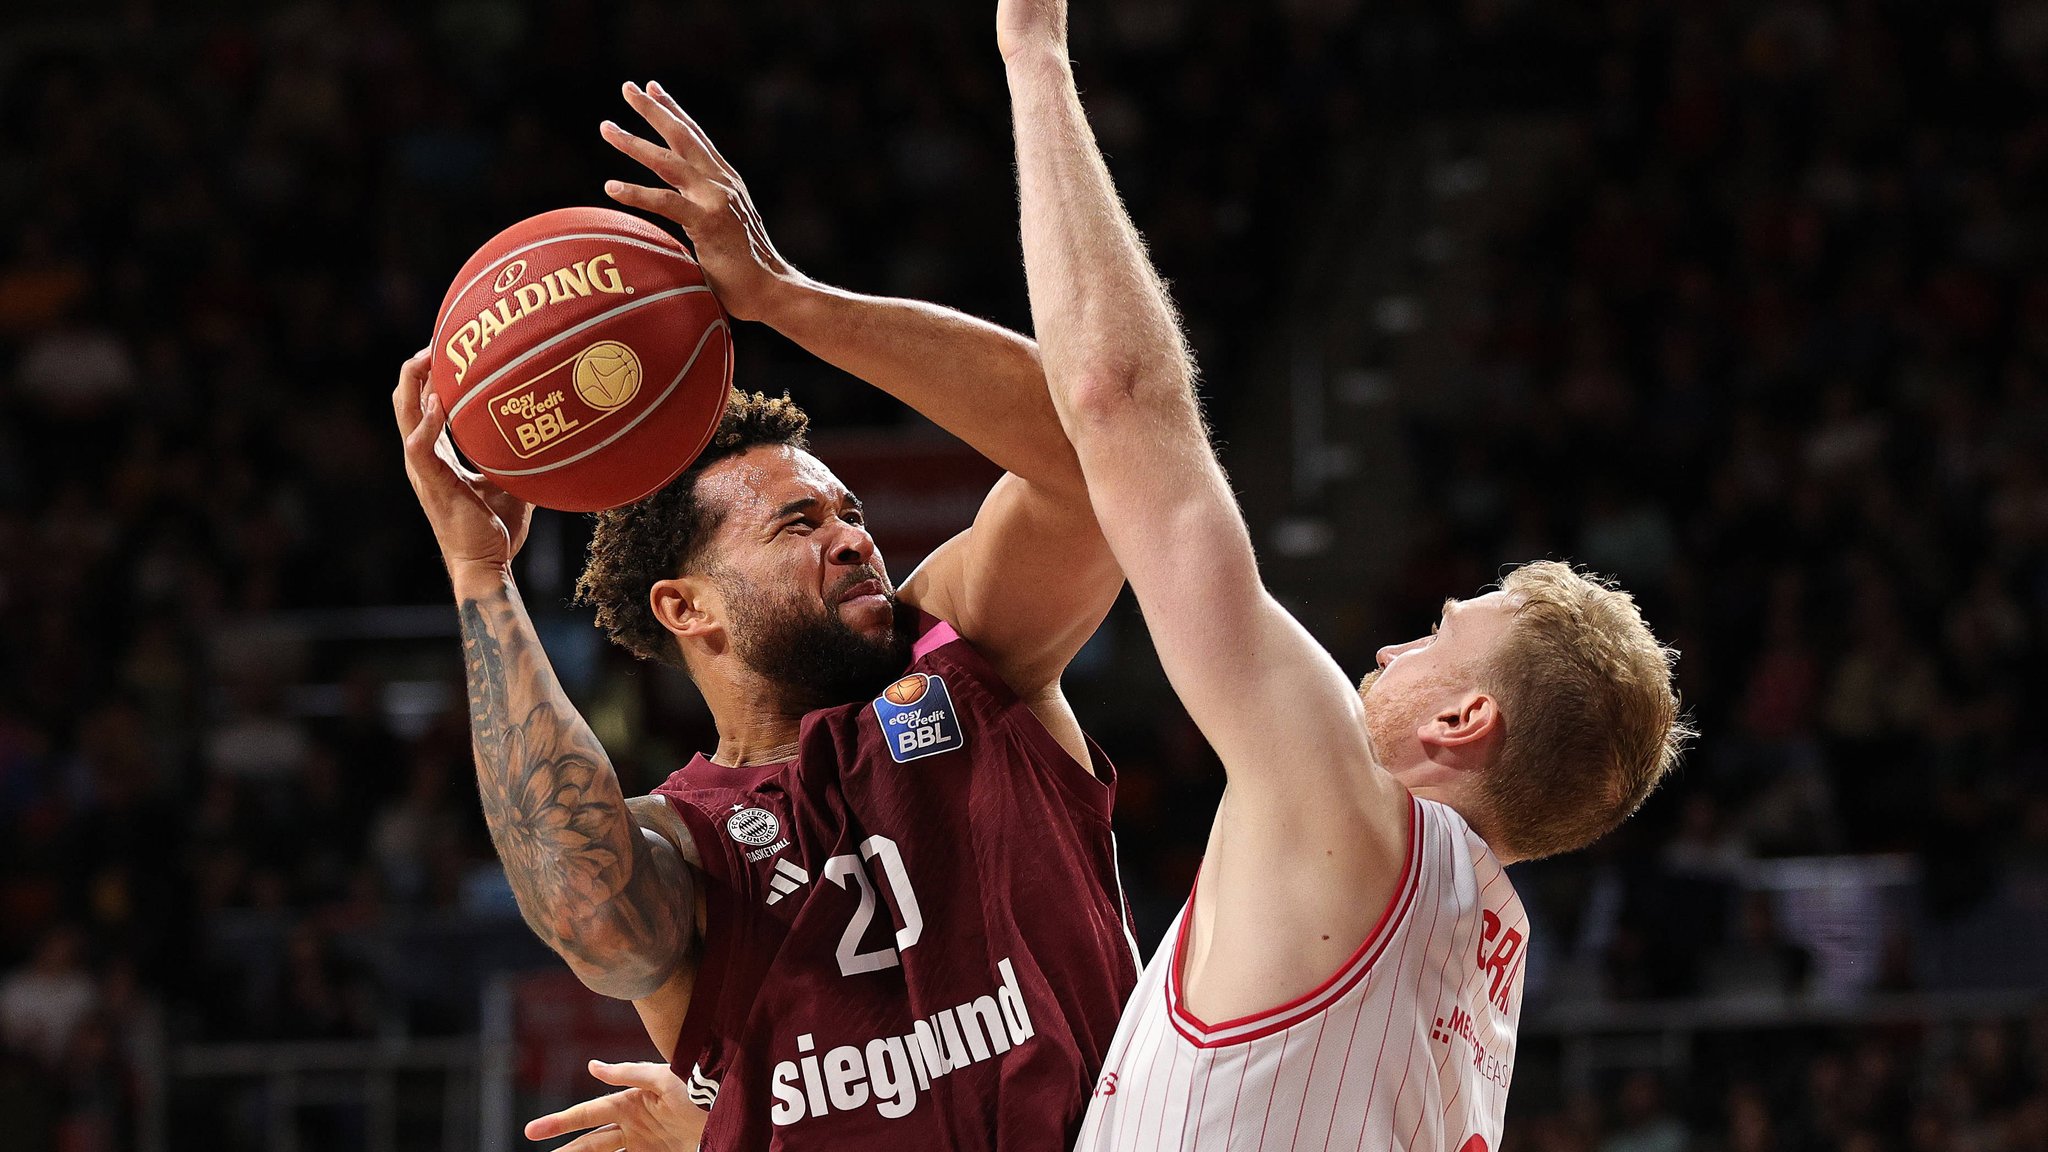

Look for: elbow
[525,908,685,1002]
[1063,372,1140,430]
[564,953,671,1002]
[1061,365,1191,436]
[552,933,675,1001]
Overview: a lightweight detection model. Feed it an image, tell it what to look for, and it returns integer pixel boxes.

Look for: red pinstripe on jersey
[1075,799,1525,1152]
[1165,801,1424,1048]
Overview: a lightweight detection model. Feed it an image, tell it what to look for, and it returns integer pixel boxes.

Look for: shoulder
[897,612,1023,713]
[903,612,977,674]
[1413,799,1526,957]
[862,613,1020,741]
[627,794,699,870]
[647,760,807,886]
[1415,799,1513,887]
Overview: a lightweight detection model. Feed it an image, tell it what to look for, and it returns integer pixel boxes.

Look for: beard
[1357,666,1428,771]
[1357,669,1393,765]
[722,568,916,714]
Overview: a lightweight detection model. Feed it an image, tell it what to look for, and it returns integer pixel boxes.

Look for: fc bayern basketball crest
[871,672,966,763]
[726,805,780,847]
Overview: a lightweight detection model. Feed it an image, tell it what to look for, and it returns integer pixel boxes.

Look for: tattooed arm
[460,574,695,999]
[394,351,696,1002]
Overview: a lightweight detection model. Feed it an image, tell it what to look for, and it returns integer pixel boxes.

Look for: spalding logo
[444,252,635,386]
[883,674,929,707]
[492,260,529,293]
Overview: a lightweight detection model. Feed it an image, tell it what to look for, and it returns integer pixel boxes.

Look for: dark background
[0,0,2045,1149]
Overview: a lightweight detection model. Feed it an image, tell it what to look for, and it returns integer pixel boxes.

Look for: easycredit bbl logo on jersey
[872,673,964,763]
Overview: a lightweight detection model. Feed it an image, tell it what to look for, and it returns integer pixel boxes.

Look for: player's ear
[651,575,724,645]
[1421,692,1499,753]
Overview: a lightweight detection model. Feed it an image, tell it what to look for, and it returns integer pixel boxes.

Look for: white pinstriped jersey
[1073,798,1526,1152]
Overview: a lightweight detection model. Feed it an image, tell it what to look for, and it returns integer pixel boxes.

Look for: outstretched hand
[392,349,533,578]
[601,82,805,324]
[524,1060,706,1152]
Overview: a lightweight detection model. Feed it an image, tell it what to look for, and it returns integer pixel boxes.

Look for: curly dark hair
[573,388,811,667]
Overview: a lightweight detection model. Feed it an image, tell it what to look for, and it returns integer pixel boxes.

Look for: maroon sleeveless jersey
[652,616,1140,1150]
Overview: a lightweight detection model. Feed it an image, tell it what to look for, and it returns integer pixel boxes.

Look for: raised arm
[999,0,1410,997]
[602,82,1118,710]
[394,355,696,1002]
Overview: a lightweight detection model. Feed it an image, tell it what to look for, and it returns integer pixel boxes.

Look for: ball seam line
[481,318,729,478]
[445,285,713,421]
[430,228,696,365]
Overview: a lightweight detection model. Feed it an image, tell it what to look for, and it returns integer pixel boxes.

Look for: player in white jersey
[997,0,1692,1148]
[1076,798,1524,1152]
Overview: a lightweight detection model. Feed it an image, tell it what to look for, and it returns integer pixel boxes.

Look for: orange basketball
[883,674,930,706]
[428,207,732,512]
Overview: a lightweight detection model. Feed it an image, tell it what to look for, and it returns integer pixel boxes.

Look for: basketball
[427,206,732,512]
[884,674,930,706]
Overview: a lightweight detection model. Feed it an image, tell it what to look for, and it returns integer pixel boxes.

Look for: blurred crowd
[1397,0,2048,1007]
[1392,0,2048,1145]
[0,0,2044,1148]
[1516,1011,2048,1152]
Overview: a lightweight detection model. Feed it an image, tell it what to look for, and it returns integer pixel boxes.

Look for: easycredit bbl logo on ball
[488,340,644,458]
[872,673,965,764]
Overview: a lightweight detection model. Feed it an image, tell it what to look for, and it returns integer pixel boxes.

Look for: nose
[827,520,877,568]
[1376,637,1424,668]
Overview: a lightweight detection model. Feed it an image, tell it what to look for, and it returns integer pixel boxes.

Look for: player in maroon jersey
[393,81,1138,1151]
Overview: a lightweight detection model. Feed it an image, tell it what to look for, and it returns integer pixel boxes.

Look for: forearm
[1007,47,1195,437]
[762,281,1083,495]
[454,566,687,999]
[602,81,1083,495]
[1006,43,1218,590]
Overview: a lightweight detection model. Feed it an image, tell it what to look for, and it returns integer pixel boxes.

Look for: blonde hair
[1480,561,1691,860]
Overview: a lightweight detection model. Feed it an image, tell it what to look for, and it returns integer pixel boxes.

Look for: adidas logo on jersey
[768,958,1036,1126]
[684,1063,719,1109]
[764,859,809,906]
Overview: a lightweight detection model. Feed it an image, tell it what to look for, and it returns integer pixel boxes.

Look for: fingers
[637,82,687,130]
[523,1090,628,1141]
[600,120,701,191]
[391,347,432,436]
[600,121,738,230]
[641,81,738,176]
[587,1060,680,1093]
[603,179,709,228]
[403,387,451,472]
[431,421,485,485]
[620,82,728,178]
[550,1123,628,1152]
